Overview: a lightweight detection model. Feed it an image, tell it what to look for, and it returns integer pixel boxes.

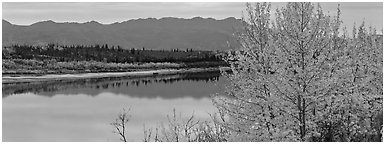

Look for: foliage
[2,43,229,75]
[3,43,224,63]
[2,58,227,75]
[213,2,382,142]
[309,21,383,142]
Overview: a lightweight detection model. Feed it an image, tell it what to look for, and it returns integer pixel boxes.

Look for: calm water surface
[2,72,227,142]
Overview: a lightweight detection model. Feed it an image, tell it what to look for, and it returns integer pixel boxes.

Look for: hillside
[2,17,242,51]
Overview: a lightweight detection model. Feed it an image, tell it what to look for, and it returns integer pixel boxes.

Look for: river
[2,71,228,142]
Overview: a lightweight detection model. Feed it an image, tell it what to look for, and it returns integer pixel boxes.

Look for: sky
[2,2,383,33]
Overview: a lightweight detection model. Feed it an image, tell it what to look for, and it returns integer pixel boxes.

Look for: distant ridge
[2,17,242,50]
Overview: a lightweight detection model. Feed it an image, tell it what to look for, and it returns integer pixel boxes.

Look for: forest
[2,44,228,75]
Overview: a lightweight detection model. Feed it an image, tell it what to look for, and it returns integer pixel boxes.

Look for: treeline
[2,44,225,63]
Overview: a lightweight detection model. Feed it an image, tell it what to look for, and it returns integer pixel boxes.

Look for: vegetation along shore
[2,67,230,84]
[2,43,231,78]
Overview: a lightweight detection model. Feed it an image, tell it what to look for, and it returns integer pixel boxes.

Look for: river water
[2,71,228,142]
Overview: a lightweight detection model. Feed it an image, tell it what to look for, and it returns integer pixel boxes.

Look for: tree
[213,2,382,142]
[313,21,384,142]
[214,3,298,141]
[111,108,131,142]
[141,108,230,142]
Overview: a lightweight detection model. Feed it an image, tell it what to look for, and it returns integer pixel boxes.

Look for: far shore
[2,67,230,84]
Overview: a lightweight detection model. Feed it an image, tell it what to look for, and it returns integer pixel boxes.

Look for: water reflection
[2,71,227,142]
[3,71,225,99]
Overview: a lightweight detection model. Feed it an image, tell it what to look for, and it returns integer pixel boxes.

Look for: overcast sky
[2,2,383,33]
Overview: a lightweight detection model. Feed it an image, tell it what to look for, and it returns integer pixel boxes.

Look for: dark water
[2,71,227,142]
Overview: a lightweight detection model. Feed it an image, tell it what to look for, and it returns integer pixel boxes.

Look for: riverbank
[2,67,230,84]
[2,59,228,76]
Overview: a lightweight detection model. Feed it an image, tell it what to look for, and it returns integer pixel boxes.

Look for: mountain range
[2,17,243,51]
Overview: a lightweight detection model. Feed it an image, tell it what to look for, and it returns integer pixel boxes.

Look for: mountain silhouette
[2,17,242,50]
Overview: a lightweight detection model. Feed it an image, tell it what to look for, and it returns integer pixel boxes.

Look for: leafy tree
[312,21,383,142]
[213,2,382,142]
[214,2,291,141]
